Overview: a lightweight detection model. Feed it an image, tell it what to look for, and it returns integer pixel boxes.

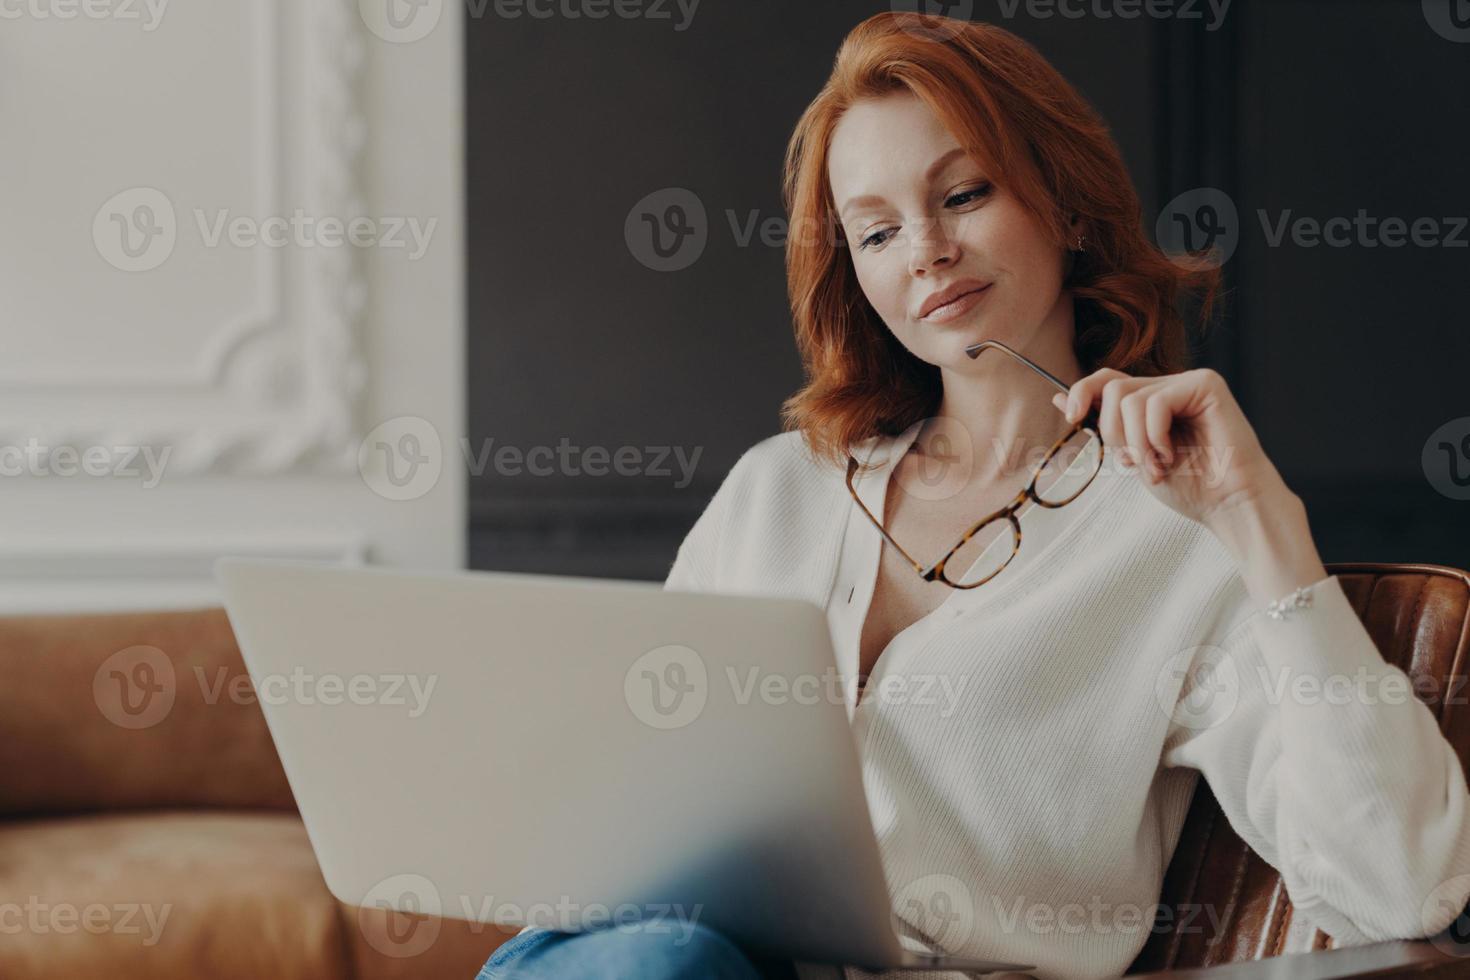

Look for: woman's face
[828,90,1076,373]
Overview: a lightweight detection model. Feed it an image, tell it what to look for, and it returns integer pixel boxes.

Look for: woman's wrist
[1203,481,1330,607]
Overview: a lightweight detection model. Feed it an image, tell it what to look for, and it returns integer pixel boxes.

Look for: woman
[477,11,1470,980]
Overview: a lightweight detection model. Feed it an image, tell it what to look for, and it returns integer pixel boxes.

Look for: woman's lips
[920,284,991,323]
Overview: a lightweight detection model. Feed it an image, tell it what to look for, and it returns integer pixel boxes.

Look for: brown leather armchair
[1,563,1467,978]
[1125,563,1470,979]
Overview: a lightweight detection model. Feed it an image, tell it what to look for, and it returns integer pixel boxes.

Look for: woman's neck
[918,318,1083,489]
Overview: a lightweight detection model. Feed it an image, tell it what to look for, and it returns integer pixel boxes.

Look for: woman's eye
[855,184,991,252]
[946,182,992,208]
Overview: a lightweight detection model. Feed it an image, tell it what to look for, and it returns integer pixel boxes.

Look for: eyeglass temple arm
[963,339,1072,396]
[846,459,933,575]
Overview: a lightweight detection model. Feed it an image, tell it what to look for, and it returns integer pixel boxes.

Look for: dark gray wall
[467,0,1470,580]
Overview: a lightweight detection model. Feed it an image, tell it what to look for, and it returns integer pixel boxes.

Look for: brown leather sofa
[0,602,514,979]
[1,562,1468,979]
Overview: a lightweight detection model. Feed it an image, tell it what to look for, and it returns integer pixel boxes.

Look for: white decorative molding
[0,4,282,392]
[0,0,368,477]
[0,532,369,581]
[0,531,370,615]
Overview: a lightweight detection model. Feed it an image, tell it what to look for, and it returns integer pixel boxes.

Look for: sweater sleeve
[663,503,718,593]
[1160,572,1470,945]
[663,451,747,593]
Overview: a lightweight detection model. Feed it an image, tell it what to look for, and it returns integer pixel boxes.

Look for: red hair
[780,12,1221,468]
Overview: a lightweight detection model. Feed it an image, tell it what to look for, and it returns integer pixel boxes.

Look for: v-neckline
[846,419,1114,710]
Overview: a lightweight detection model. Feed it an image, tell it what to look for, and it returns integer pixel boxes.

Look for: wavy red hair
[780,12,1221,468]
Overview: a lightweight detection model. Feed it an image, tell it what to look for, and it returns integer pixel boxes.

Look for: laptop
[214,556,1034,974]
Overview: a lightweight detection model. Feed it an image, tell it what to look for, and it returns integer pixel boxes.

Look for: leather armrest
[0,606,295,816]
[1126,932,1467,980]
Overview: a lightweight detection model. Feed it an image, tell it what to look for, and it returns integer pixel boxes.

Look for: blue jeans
[475,922,801,979]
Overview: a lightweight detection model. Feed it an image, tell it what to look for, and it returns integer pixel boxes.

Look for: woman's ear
[1066,213,1085,246]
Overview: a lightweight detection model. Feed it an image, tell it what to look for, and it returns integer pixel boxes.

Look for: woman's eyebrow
[838,147,969,219]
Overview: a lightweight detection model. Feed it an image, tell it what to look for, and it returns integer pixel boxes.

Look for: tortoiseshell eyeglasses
[844,340,1104,590]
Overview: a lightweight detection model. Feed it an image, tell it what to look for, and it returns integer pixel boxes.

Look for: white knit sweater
[663,424,1470,980]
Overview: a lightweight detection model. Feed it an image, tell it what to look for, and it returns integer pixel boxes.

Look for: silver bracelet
[1265,583,1315,621]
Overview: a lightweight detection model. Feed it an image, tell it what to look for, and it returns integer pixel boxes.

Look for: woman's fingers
[1119,388,1160,478]
[1094,373,1152,469]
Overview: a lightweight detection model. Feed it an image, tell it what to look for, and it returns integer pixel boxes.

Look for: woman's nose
[907,216,959,275]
